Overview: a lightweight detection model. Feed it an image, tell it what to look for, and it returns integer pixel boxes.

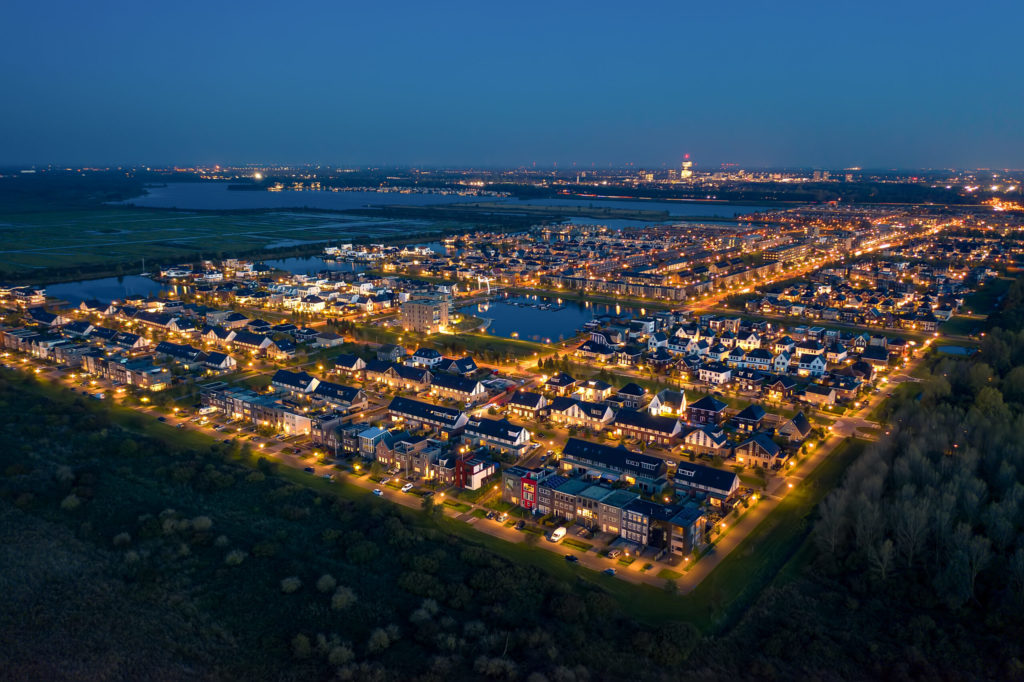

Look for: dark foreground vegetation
[692,279,1024,680]
[4,280,1024,679]
[0,374,698,681]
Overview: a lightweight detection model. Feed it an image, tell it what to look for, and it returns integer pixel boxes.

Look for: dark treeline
[691,278,1024,680]
[0,170,210,213]
[484,182,980,206]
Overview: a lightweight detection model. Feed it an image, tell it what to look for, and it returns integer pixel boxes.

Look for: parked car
[603,568,617,576]
[548,526,567,542]
[321,474,333,481]
[564,554,579,563]
[485,511,496,520]
[157,416,167,422]
[515,520,525,530]
[372,489,383,497]
[498,512,508,523]
[400,483,414,493]
[303,467,315,474]
[607,549,622,559]
[380,478,391,486]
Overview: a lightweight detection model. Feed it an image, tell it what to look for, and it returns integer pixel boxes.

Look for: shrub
[224,549,247,566]
[191,515,213,531]
[331,586,357,610]
[60,494,81,511]
[328,644,354,666]
[366,628,390,654]
[316,574,337,593]
[112,532,132,547]
[291,633,312,660]
[280,576,303,593]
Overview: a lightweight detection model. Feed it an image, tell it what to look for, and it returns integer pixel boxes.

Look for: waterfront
[120,183,501,210]
[458,293,644,343]
[264,256,367,276]
[46,275,164,305]
[118,182,776,219]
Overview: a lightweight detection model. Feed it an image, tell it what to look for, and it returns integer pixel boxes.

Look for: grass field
[962,277,1012,316]
[0,208,460,279]
[682,438,868,632]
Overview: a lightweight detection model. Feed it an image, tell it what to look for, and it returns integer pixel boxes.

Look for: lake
[120,183,500,211]
[457,294,644,343]
[119,183,777,218]
[264,256,368,276]
[46,275,164,306]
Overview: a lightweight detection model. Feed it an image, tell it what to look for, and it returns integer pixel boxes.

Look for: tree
[331,586,357,610]
[869,538,894,582]
[280,576,303,593]
[366,628,390,654]
[894,498,930,568]
[316,573,337,593]
[291,633,312,659]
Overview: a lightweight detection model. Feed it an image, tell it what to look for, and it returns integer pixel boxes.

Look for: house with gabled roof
[734,433,786,469]
[272,369,320,395]
[797,353,827,377]
[682,423,730,457]
[465,417,531,457]
[648,388,686,417]
[733,404,767,432]
[576,378,614,402]
[429,373,486,403]
[802,383,837,407]
[547,397,615,431]
[698,361,732,385]
[387,396,467,437]
[544,372,578,396]
[312,381,367,412]
[507,391,547,419]
[688,395,727,425]
[612,409,682,447]
[560,438,668,493]
[615,382,647,410]
[332,353,367,377]
[778,411,813,443]
[673,460,739,505]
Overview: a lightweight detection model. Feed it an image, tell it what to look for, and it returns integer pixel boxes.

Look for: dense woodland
[690,278,1024,680]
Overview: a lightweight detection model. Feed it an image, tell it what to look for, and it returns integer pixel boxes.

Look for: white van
[549,526,567,543]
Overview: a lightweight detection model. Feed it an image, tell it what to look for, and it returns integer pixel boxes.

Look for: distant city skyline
[2,1,1022,169]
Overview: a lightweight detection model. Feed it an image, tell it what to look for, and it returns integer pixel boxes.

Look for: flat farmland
[0,208,449,276]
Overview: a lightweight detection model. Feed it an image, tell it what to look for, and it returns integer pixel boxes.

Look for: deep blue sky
[2,1,1021,169]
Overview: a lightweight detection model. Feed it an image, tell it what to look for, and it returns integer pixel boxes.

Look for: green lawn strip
[686,438,867,633]
[658,568,684,580]
[960,277,1012,316]
[562,538,594,552]
[442,499,472,513]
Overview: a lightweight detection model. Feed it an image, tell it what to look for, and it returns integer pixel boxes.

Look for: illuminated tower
[681,153,693,180]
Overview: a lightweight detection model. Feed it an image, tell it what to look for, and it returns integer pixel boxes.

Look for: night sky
[2,1,1021,169]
